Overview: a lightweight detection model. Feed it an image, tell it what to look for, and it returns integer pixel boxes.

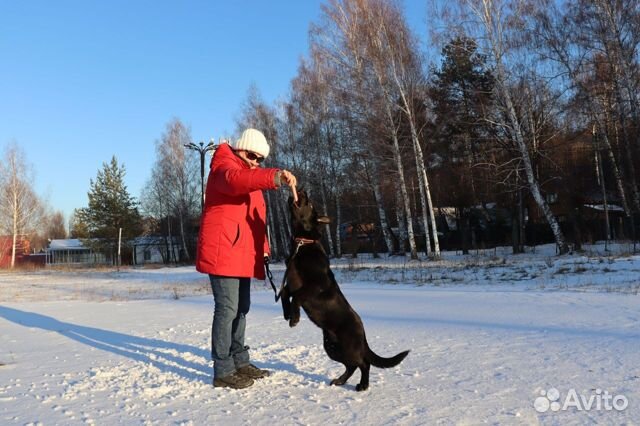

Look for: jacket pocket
[222,217,241,247]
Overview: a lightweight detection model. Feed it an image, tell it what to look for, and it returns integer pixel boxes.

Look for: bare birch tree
[355,0,442,257]
[141,119,200,262]
[0,143,44,267]
[312,0,422,258]
[530,0,640,240]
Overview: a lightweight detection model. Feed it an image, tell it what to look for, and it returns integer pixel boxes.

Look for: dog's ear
[317,216,331,224]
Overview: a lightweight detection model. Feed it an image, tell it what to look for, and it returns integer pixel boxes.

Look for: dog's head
[288,189,331,239]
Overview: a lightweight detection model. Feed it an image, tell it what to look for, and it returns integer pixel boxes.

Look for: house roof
[132,236,181,245]
[49,239,87,250]
[585,204,624,212]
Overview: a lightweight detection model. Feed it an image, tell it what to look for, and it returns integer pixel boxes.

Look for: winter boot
[213,372,254,389]
[236,363,271,380]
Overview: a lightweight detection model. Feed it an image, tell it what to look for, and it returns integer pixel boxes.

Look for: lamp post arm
[184,139,218,213]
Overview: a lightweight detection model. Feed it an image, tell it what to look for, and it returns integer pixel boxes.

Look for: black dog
[280,190,409,391]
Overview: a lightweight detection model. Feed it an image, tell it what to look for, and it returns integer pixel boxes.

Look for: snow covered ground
[1,243,638,425]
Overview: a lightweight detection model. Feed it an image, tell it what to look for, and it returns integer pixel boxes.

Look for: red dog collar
[294,237,317,245]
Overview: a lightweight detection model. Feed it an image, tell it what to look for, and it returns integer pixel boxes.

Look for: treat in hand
[280,169,298,203]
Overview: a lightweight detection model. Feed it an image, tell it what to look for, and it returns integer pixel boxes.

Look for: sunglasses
[245,151,265,164]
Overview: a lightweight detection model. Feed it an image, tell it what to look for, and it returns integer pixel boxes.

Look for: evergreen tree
[430,36,494,253]
[69,208,90,238]
[431,36,493,165]
[77,156,142,263]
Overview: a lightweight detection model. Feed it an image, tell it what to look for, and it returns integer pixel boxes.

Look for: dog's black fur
[280,190,409,391]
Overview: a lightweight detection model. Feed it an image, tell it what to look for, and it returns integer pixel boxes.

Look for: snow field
[1,244,639,424]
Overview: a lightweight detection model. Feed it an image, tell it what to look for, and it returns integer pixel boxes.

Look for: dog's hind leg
[330,366,356,386]
[355,363,370,391]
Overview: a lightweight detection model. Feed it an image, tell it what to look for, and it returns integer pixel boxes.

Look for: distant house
[132,236,182,265]
[46,239,110,265]
[339,223,376,241]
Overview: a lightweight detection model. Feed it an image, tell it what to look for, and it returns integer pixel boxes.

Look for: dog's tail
[367,348,410,369]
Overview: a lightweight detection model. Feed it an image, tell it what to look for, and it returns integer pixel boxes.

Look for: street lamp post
[184,139,216,212]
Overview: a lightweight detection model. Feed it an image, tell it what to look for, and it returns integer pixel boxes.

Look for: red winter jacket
[195,143,278,279]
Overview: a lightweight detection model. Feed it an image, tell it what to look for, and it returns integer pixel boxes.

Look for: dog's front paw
[355,383,369,392]
[289,317,299,327]
[330,378,345,386]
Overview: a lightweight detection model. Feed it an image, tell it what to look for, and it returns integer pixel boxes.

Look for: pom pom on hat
[232,128,270,158]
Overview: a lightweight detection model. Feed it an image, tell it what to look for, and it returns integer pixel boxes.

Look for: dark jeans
[209,275,251,379]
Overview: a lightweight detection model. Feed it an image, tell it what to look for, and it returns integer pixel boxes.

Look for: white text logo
[534,388,628,413]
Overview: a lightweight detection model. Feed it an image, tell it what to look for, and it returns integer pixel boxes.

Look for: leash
[264,238,317,302]
[264,256,279,302]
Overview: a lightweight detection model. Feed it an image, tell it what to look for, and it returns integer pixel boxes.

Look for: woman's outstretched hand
[280,170,298,203]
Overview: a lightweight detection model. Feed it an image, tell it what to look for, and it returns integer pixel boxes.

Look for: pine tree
[430,36,494,253]
[69,208,90,238]
[77,156,142,263]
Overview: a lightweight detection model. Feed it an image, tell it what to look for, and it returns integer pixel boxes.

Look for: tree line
[234,0,640,259]
[3,0,640,267]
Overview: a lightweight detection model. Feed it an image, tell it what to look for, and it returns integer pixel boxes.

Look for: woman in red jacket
[196,128,296,389]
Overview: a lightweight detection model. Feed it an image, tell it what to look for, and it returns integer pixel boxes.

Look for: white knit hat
[232,128,270,158]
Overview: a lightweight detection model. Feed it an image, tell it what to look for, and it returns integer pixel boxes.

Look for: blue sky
[0,0,427,225]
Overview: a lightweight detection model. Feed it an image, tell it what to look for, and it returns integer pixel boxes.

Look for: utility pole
[593,124,610,250]
[117,227,122,272]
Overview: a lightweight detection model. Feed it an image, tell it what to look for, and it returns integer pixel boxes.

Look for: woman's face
[235,150,264,169]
